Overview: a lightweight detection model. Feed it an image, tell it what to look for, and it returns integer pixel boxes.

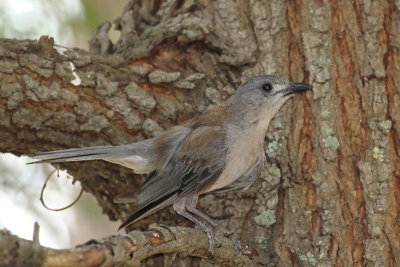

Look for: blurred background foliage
[0,0,129,249]
[0,0,127,48]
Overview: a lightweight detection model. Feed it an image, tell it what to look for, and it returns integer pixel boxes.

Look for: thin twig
[32,221,40,245]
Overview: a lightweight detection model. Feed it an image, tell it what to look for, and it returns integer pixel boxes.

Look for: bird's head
[229,75,312,126]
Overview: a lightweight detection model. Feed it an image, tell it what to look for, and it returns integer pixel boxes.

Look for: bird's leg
[189,208,242,251]
[184,197,242,252]
[173,199,216,256]
[185,198,230,234]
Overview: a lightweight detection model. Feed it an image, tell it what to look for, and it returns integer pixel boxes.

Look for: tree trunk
[0,0,399,266]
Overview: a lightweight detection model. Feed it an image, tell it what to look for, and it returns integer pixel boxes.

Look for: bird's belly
[208,160,254,192]
[207,143,262,192]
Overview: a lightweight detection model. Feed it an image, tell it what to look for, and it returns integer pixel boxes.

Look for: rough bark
[0,0,399,266]
[0,225,257,266]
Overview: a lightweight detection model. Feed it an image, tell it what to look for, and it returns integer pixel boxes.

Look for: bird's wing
[119,125,227,228]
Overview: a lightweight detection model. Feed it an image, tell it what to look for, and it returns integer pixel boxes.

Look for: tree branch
[0,225,258,267]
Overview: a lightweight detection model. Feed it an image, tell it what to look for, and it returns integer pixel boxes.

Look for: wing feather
[120,125,227,227]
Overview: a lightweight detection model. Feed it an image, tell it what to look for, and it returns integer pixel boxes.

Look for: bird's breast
[206,127,265,192]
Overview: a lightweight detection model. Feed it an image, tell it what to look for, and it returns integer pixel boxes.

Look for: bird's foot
[215,224,232,235]
[194,226,243,256]
[217,228,242,253]
[198,224,242,254]
[195,224,219,256]
[204,225,218,257]
[230,236,242,253]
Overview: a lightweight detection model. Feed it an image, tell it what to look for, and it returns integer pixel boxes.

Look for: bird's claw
[215,227,241,253]
[216,225,232,235]
[195,222,241,256]
[231,237,242,253]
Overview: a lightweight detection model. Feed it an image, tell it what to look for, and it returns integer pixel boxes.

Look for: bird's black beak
[283,82,313,96]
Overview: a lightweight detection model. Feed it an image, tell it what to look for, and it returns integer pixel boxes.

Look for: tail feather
[29,139,156,174]
[30,146,126,163]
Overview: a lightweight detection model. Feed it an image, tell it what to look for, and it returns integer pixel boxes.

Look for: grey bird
[31,75,312,254]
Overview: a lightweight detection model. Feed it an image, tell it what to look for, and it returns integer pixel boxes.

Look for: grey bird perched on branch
[31,75,312,254]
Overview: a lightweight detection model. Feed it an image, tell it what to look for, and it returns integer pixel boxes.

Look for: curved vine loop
[40,168,83,211]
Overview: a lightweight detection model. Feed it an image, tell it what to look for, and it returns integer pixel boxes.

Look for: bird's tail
[29,139,155,174]
[30,145,124,163]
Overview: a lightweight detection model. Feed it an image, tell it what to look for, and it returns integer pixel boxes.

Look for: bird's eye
[262,83,273,92]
